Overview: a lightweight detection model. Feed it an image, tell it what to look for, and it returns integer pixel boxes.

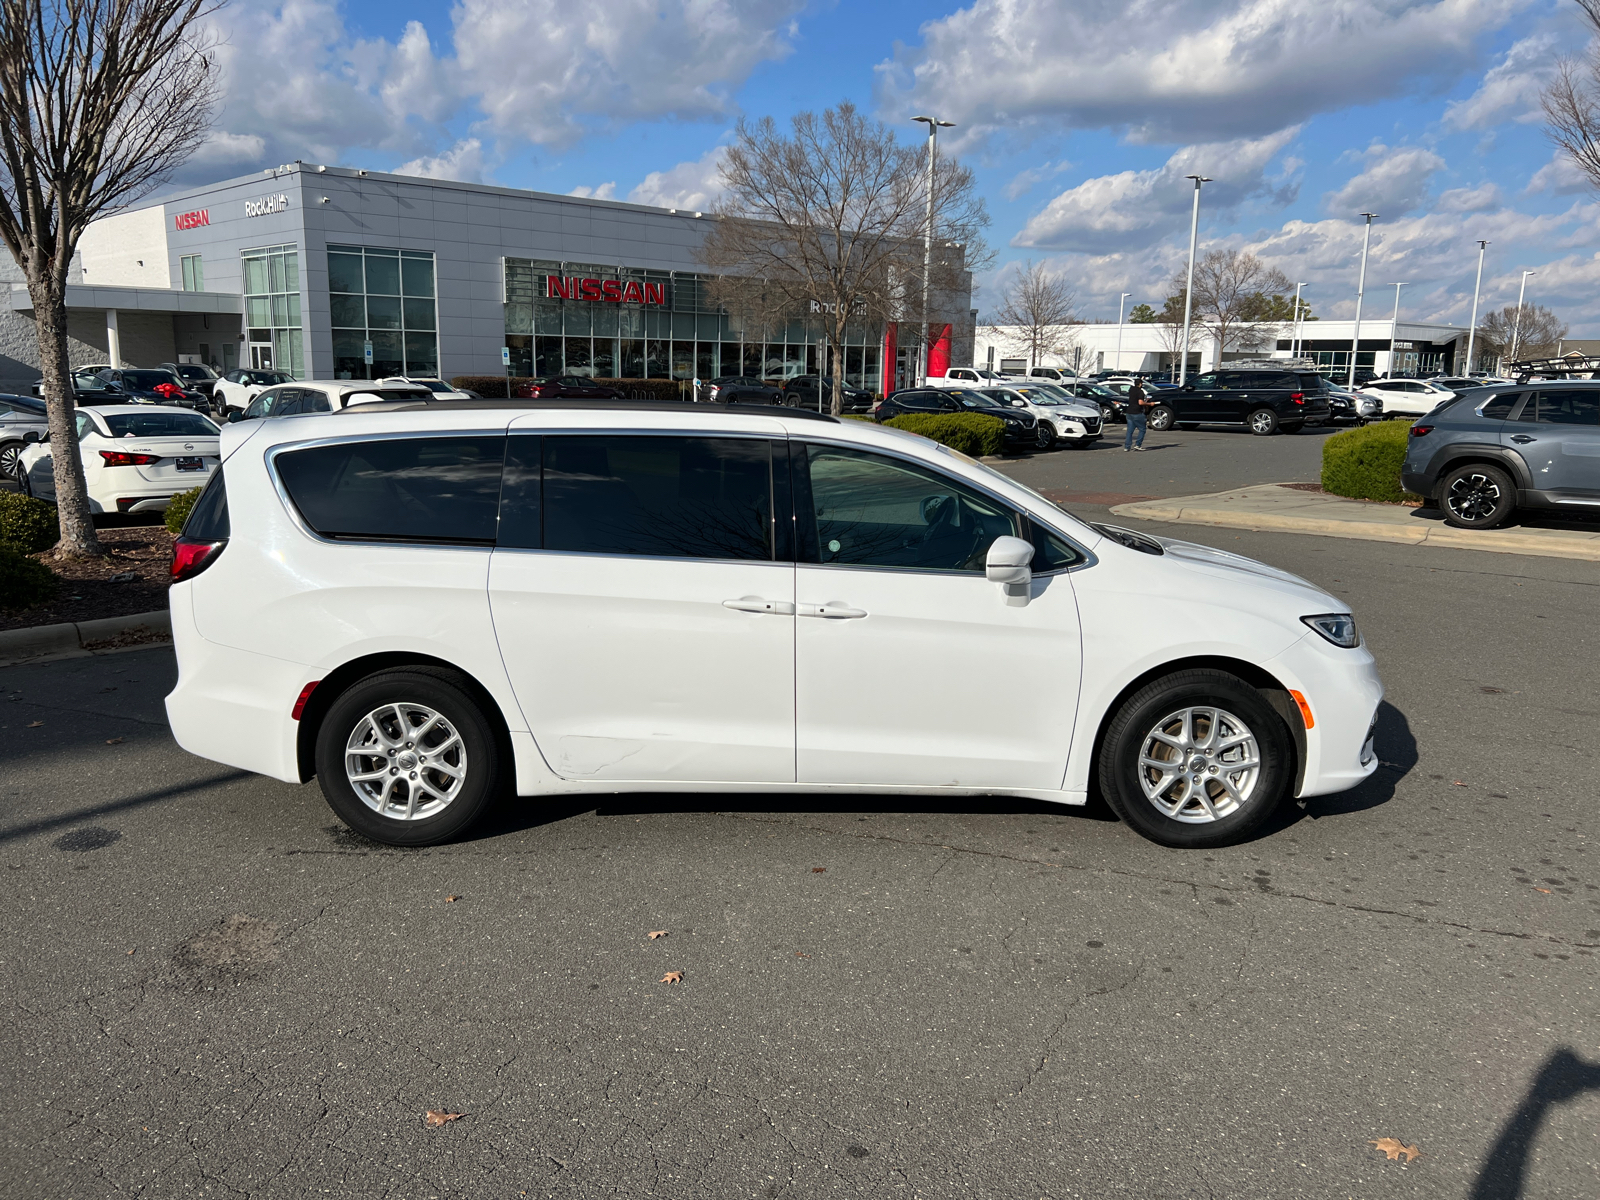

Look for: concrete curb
[1110,493,1600,562]
[0,608,172,668]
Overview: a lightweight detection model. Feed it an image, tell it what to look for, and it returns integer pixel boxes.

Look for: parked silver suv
[1401,381,1600,528]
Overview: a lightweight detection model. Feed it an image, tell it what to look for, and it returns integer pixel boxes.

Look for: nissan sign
[174,209,210,231]
[546,276,666,306]
[245,193,290,218]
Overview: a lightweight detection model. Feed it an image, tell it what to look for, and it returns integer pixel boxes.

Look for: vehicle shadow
[1407,504,1600,532]
[1299,699,1415,821]
[1469,1047,1600,1200]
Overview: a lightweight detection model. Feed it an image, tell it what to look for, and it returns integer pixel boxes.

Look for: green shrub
[1321,420,1420,503]
[885,412,1008,457]
[165,486,204,534]
[0,544,57,611]
[0,491,59,554]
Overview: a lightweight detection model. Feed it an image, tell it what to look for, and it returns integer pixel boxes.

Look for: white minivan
[166,400,1382,849]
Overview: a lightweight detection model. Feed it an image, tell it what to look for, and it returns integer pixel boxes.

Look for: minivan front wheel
[314,668,502,846]
[1097,669,1292,848]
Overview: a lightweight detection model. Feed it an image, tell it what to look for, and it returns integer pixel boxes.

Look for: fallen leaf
[647,930,667,939]
[126,949,135,955]
[1451,781,1468,787]
[444,895,461,902]
[105,737,124,745]
[660,971,683,984]
[812,867,826,873]
[1535,888,1552,894]
[26,721,43,728]
[1370,1138,1421,1163]
[795,952,809,958]
[425,1110,464,1128]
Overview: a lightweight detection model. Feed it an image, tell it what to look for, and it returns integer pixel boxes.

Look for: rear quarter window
[1479,393,1520,420]
[182,468,231,541]
[275,436,506,544]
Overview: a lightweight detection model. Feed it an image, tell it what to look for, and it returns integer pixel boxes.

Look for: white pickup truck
[924,367,1023,388]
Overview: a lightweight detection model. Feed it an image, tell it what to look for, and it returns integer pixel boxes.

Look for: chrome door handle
[1511,435,1536,444]
[798,602,867,619]
[722,597,795,615]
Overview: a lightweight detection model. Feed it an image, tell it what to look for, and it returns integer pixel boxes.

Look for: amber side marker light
[1289,689,1315,730]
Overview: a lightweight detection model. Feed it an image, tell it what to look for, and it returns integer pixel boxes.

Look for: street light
[1179,175,1211,385]
[912,115,955,385]
[1387,282,1406,375]
[1290,282,1306,358]
[1509,270,1535,367]
[1464,239,1489,377]
[1115,292,1130,371]
[1348,213,1378,388]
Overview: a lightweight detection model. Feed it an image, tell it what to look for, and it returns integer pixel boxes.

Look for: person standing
[1123,377,1150,451]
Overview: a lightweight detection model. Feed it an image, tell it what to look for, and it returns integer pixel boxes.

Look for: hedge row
[450,376,689,402]
[166,486,205,534]
[0,545,55,611]
[884,413,1008,458]
[0,491,59,554]
[1321,419,1420,504]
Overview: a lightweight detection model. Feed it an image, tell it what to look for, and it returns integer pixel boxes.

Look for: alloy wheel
[344,702,468,821]
[1445,472,1503,524]
[1249,411,1275,434]
[1136,706,1261,823]
[0,444,19,479]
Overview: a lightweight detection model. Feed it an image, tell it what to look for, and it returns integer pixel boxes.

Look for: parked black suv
[782,374,874,412]
[95,368,210,411]
[705,376,785,404]
[875,388,1047,451]
[1149,368,1333,435]
[1401,382,1600,528]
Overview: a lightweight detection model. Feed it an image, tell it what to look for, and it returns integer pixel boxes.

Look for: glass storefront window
[180,255,204,292]
[241,243,302,377]
[329,245,438,379]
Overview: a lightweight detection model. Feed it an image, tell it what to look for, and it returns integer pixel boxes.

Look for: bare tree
[1543,1,1600,191]
[0,0,221,557]
[987,260,1076,369]
[701,103,989,414]
[1171,249,1292,364]
[1480,303,1569,363]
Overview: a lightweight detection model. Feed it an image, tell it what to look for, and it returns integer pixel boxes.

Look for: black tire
[1148,405,1175,431]
[1440,462,1516,530]
[1247,408,1279,436]
[1035,423,1056,451]
[1097,669,1293,849]
[1176,422,1199,430]
[0,441,20,481]
[16,464,33,497]
[314,667,503,846]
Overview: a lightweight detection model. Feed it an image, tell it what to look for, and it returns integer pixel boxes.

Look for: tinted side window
[894,392,940,412]
[1479,393,1520,420]
[1192,374,1219,389]
[800,444,1020,572]
[276,436,505,544]
[183,467,230,540]
[303,390,333,413]
[540,435,776,560]
[1526,390,1600,425]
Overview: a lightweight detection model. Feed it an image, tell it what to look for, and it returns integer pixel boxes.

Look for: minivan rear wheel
[1440,463,1515,530]
[314,668,502,846]
[1097,669,1292,848]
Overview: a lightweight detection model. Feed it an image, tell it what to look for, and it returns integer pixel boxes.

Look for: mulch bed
[1,523,173,633]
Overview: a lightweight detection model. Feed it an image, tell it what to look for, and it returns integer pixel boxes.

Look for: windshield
[415,380,454,394]
[1013,387,1066,404]
[962,392,1006,409]
[974,369,1006,379]
[122,370,183,388]
[254,372,293,385]
[174,364,213,380]
[102,412,219,438]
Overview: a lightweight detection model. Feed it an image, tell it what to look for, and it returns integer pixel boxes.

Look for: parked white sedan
[16,405,221,514]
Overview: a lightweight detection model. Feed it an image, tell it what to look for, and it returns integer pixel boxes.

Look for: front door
[250,343,273,370]
[1181,373,1225,421]
[1508,389,1600,497]
[791,441,1083,790]
[489,430,797,783]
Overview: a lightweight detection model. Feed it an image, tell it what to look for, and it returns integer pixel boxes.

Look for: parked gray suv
[1401,381,1600,528]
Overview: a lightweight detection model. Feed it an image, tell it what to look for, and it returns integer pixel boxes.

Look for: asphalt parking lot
[5,424,1599,1199]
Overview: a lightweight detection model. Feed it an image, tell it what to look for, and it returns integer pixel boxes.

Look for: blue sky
[186,0,1598,333]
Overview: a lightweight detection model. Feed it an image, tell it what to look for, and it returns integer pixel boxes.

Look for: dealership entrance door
[250,341,274,370]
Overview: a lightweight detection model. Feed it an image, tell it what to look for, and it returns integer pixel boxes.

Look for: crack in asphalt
[719,811,1600,949]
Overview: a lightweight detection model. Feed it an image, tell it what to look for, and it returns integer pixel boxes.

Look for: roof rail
[333,397,841,422]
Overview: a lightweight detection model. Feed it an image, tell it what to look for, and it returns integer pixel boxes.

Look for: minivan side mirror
[985,535,1034,606]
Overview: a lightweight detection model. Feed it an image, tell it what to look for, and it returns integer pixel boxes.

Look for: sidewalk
[1109,484,1600,562]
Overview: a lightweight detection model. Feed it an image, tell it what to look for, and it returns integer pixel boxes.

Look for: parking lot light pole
[1465,239,1489,376]
[1179,175,1211,385]
[1348,213,1378,388]
[1115,292,1130,371]
[1509,270,1535,366]
[1290,281,1305,358]
[912,115,955,385]
[1387,282,1406,375]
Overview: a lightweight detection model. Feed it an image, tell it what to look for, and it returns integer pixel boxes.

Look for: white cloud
[1004,160,1072,201]
[1528,151,1591,195]
[397,139,489,183]
[1014,128,1300,252]
[627,147,728,211]
[192,130,266,166]
[1436,182,1503,212]
[1443,31,1561,130]
[452,0,805,147]
[568,182,619,201]
[1322,143,1446,216]
[879,0,1533,146]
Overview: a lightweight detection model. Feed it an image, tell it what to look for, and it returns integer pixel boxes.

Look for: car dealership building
[0,164,974,395]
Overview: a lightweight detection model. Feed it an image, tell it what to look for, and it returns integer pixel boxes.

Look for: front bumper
[1265,631,1384,799]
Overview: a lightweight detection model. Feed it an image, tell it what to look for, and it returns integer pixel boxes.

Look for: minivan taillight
[171,536,226,581]
[1410,425,1433,437]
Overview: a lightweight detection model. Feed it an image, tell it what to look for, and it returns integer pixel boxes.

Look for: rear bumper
[1401,470,1432,497]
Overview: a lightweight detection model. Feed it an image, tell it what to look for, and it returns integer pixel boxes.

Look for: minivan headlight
[1302,613,1360,648]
